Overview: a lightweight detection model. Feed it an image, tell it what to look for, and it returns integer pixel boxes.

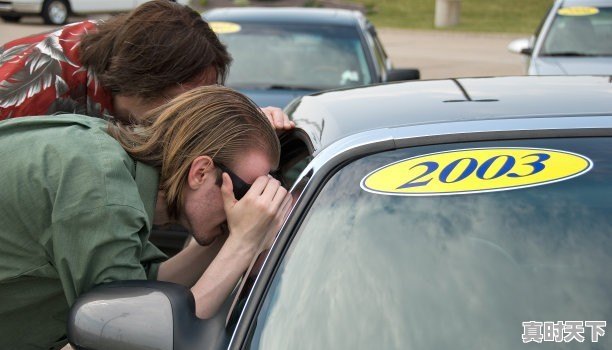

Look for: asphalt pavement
[378,28,527,79]
[0,17,528,80]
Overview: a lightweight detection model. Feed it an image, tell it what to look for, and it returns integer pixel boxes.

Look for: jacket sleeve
[47,204,167,306]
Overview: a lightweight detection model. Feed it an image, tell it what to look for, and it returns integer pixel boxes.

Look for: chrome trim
[303,115,612,182]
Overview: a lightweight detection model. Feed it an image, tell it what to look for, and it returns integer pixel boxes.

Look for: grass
[348,0,554,33]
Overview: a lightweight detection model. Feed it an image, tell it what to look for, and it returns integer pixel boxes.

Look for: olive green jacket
[0,115,167,349]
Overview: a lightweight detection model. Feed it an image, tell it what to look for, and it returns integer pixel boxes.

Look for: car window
[276,130,313,188]
[217,23,372,89]
[246,137,612,350]
[541,6,612,55]
[225,131,312,327]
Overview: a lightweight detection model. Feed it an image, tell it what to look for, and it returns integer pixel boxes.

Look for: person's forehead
[231,149,273,182]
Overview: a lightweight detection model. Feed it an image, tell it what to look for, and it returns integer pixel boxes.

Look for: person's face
[180,148,273,245]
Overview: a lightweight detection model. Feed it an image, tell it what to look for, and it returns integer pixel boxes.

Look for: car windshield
[215,22,372,90]
[248,138,612,350]
[541,6,612,56]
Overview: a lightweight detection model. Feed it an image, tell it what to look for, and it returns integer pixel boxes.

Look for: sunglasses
[216,163,252,200]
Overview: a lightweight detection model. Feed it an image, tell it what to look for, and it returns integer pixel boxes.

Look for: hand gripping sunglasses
[216,163,252,200]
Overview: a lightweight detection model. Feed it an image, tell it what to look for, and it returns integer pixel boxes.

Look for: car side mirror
[67,281,228,350]
[387,68,420,82]
[507,38,533,55]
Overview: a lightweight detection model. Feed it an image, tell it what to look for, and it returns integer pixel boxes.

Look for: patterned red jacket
[0,21,114,120]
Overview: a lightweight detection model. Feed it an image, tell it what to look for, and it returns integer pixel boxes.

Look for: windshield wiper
[541,52,601,57]
[266,84,325,91]
[229,83,325,91]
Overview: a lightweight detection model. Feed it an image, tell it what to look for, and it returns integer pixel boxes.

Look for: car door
[70,0,138,13]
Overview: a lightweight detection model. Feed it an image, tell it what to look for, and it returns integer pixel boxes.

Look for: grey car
[203,7,420,108]
[68,76,612,350]
[508,0,612,75]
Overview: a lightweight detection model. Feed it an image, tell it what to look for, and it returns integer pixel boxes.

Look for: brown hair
[109,85,280,219]
[80,0,231,100]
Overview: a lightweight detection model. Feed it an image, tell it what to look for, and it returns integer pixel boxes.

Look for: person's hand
[261,106,295,132]
[221,173,293,251]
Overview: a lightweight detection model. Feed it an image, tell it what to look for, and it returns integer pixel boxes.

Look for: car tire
[41,0,69,25]
[1,14,22,23]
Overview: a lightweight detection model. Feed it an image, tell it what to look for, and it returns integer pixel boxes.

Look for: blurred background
[0,0,556,81]
[202,0,551,33]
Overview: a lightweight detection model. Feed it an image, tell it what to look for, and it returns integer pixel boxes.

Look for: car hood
[531,57,612,75]
[234,88,316,108]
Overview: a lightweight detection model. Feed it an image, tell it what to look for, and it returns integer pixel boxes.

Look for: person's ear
[187,156,214,189]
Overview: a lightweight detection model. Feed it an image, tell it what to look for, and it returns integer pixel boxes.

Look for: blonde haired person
[0,86,292,350]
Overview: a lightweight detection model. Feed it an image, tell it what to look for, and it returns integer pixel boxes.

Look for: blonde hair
[109,85,280,219]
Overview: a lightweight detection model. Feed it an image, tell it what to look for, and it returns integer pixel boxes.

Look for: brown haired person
[0,86,292,349]
[0,0,293,130]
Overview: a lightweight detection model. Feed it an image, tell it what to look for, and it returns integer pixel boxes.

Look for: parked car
[0,0,188,25]
[67,75,612,350]
[203,7,420,107]
[508,0,612,75]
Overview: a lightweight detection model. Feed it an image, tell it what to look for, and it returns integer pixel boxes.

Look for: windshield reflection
[249,138,612,350]
[542,7,612,56]
[217,23,372,90]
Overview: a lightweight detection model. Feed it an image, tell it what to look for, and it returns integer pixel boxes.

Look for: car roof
[288,75,612,153]
[560,0,612,7]
[203,7,364,26]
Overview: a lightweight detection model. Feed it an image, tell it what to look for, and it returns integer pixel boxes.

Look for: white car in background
[0,0,189,25]
[508,0,612,75]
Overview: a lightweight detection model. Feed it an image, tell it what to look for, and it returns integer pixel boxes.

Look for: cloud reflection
[254,150,612,350]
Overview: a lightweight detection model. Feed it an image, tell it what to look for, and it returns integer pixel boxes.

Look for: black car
[203,7,420,107]
[69,76,612,350]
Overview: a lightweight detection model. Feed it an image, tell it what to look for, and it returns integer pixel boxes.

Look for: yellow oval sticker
[558,6,599,16]
[209,21,241,34]
[361,148,592,196]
